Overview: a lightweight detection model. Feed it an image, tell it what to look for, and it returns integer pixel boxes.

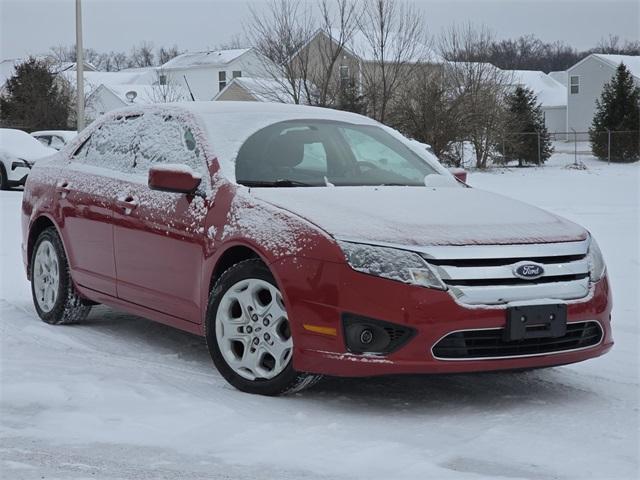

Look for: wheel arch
[27,215,62,276]
[208,244,264,293]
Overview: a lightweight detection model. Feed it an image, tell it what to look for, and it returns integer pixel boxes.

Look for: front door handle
[55,180,71,198]
[117,195,139,214]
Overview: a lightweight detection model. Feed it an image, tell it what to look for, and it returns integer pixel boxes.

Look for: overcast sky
[1,0,638,60]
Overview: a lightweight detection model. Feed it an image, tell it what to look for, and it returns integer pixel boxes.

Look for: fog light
[342,313,415,355]
[360,329,374,344]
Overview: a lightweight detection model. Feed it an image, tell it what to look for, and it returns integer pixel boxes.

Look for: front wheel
[205,259,322,395]
[31,227,92,324]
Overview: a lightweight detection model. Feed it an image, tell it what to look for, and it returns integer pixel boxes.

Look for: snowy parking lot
[1,153,638,480]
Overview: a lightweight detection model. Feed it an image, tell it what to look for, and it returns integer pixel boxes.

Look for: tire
[31,227,92,325]
[205,258,322,395]
[0,163,8,190]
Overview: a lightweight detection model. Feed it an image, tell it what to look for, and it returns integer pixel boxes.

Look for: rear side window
[73,115,142,173]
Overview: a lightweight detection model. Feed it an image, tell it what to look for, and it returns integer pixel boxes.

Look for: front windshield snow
[235,120,438,187]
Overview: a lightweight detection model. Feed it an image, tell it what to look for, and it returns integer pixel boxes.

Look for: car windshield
[235,120,439,187]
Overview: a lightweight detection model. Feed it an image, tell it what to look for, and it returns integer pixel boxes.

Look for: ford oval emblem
[513,262,545,280]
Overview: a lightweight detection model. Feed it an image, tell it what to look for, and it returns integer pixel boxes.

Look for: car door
[57,116,141,296]
[113,112,209,323]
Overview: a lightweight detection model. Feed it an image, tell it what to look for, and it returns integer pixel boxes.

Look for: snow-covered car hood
[251,186,588,246]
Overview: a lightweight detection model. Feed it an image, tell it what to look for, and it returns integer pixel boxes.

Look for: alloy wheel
[215,278,293,381]
[33,240,60,312]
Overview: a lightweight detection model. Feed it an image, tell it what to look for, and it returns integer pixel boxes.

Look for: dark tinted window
[235,120,438,187]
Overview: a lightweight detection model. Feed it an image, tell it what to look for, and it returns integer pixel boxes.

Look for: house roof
[548,70,567,85]
[90,83,188,105]
[60,70,155,94]
[591,54,640,79]
[214,77,299,103]
[506,70,567,107]
[326,28,442,64]
[161,48,252,69]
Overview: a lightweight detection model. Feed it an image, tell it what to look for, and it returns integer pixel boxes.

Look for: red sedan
[21,102,612,395]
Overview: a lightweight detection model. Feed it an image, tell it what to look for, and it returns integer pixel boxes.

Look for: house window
[218,71,227,91]
[232,70,242,79]
[339,65,350,82]
[570,75,579,94]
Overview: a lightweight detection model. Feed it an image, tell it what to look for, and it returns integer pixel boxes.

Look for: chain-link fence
[493,130,639,167]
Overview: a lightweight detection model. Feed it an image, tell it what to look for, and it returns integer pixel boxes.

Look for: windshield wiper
[241,179,316,187]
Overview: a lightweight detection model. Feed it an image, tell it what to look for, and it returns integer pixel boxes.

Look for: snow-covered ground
[1,153,638,480]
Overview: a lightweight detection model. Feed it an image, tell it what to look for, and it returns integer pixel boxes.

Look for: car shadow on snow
[80,306,600,411]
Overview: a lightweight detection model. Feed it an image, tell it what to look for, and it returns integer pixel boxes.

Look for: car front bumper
[275,258,613,377]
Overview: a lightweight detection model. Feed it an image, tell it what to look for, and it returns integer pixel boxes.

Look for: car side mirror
[148,164,202,195]
[448,168,467,183]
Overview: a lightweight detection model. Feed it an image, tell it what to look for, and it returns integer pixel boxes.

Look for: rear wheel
[31,227,92,325]
[205,259,322,395]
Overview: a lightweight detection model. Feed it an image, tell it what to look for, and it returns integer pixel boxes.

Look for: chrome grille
[421,239,591,305]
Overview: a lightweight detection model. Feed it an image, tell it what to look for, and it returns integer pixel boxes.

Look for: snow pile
[1,152,638,479]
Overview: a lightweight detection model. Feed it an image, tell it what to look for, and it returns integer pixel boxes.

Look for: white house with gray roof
[565,54,640,137]
[159,48,273,101]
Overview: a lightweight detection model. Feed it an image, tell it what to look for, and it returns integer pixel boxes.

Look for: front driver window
[135,114,204,177]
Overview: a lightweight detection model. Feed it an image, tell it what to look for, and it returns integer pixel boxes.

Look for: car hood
[251,186,588,246]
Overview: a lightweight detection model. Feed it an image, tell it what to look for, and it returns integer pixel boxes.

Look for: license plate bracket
[505,304,567,341]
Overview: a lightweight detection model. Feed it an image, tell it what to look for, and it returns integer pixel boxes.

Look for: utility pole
[75,0,85,131]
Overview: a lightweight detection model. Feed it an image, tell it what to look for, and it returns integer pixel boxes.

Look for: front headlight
[586,235,606,282]
[338,241,446,290]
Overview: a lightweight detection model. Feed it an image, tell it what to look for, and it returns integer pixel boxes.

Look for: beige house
[213,77,299,103]
[290,29,442,106]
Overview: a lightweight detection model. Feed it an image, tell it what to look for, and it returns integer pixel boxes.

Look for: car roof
[110,100,377,124]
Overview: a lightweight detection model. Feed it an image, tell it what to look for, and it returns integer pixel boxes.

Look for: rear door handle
[116,195,139,214]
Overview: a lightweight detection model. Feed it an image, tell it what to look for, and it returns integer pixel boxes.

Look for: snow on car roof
[105,101,443,180]
[0,128,57,160]
[189,101,379,178]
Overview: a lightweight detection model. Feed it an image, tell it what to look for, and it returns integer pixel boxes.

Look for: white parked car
[31,130,77,150]
[0,129,56,190]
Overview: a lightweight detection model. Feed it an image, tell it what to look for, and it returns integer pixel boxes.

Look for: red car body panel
[21,105,613,379]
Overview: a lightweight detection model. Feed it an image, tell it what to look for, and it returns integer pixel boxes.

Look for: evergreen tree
[504,85,553,166]
[335,79,366,115]
[0,57,72,131]
[589,63,640,162]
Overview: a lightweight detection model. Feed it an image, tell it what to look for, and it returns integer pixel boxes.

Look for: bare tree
[391,68,465,162]
[129,41,155,68]
[439,24,511,168]
[111,52,129,71]
[245,0,315,104]
[157,45,181,66]
[146,69,186,103]
[308,0,360,106]
[593,34,640,55]
[214,34,250,51]
[356,0,428,123]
